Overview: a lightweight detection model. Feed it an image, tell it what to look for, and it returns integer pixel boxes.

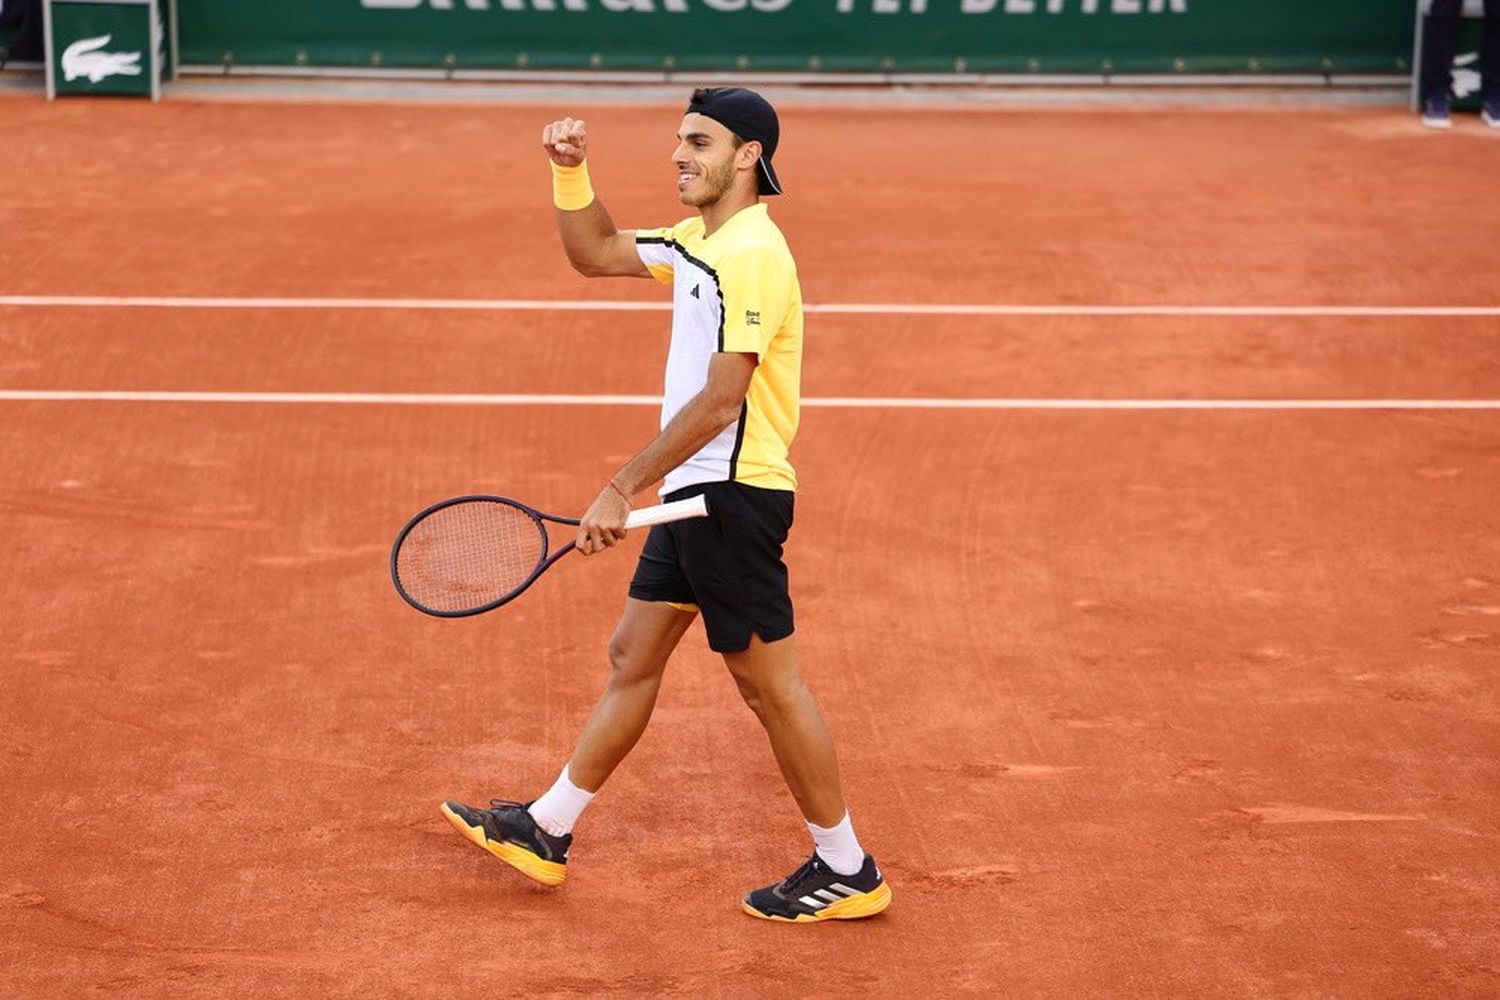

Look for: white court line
[2,390,1498,410]
[3,295,1500,317]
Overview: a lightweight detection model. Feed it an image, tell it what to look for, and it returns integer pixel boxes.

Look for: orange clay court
[1,94,1498,997]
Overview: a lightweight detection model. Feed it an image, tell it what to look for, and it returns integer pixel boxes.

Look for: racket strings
[395,501,547,613]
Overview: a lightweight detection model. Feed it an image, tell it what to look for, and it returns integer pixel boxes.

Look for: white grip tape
[623,494,709,529]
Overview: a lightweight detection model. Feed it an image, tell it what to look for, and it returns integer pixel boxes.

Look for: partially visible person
[1421,0,1500,128]
[0,0,43,64]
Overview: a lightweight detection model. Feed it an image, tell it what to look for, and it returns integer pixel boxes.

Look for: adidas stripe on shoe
[440,798,571,886]
[742,852,891,922]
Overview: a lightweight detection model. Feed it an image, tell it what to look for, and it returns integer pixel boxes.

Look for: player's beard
[683,154,737,208]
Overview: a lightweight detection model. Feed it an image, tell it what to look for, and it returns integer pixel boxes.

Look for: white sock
[526,764,595,838]
[808,812,865,876]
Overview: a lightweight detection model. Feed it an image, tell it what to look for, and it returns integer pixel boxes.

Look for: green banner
[176,0,1414,75]
[46,0,161,97]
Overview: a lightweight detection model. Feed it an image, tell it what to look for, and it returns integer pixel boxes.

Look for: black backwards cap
[686,87,782,196]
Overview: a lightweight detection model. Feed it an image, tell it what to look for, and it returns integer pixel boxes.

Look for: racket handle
[624,494,709,529]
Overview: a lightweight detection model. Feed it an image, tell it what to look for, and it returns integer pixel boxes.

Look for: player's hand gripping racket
[390,494,708,617]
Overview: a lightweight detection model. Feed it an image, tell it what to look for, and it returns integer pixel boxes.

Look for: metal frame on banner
[170,65,1409,89]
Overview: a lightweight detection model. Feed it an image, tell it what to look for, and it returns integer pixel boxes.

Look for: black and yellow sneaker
[742,852,891,922]
[440,798,570,887]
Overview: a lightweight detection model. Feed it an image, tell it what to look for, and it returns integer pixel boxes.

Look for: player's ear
[739,139,763,172]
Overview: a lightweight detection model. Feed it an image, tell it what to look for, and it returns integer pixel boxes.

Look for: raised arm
[542,117,650,279]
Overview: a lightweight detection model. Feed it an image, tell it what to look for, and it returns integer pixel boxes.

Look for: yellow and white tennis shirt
[635,203,802,496]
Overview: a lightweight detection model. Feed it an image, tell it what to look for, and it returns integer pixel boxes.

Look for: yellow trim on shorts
[665,601,699,614]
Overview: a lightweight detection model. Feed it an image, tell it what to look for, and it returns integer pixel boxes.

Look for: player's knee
[606,634,661,686]
[733,671,804,720]
[731,672,767,718]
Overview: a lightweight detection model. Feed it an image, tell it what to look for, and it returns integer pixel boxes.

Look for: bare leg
[723,633,846,827]
[566,598,697,792]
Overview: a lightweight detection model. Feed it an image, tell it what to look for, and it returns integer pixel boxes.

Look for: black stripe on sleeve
[636,237,725,349]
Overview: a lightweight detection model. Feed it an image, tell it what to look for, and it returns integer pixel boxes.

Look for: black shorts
[628,481,794,653]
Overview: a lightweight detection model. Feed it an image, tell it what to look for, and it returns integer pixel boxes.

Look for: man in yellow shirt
[441,88,890,922]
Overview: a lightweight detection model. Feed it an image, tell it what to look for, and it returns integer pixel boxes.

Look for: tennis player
[441,88,890,922]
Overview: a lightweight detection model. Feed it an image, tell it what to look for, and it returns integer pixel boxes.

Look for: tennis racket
[390,493,709,618]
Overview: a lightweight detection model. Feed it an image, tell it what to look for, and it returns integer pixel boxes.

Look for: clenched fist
[542,117,588,167]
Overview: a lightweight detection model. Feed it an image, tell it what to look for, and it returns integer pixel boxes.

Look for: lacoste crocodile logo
[1452,52,1481,100]
[61,35,142,84]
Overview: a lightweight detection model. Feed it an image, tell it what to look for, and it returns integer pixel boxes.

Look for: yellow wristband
[551,161,595,211]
